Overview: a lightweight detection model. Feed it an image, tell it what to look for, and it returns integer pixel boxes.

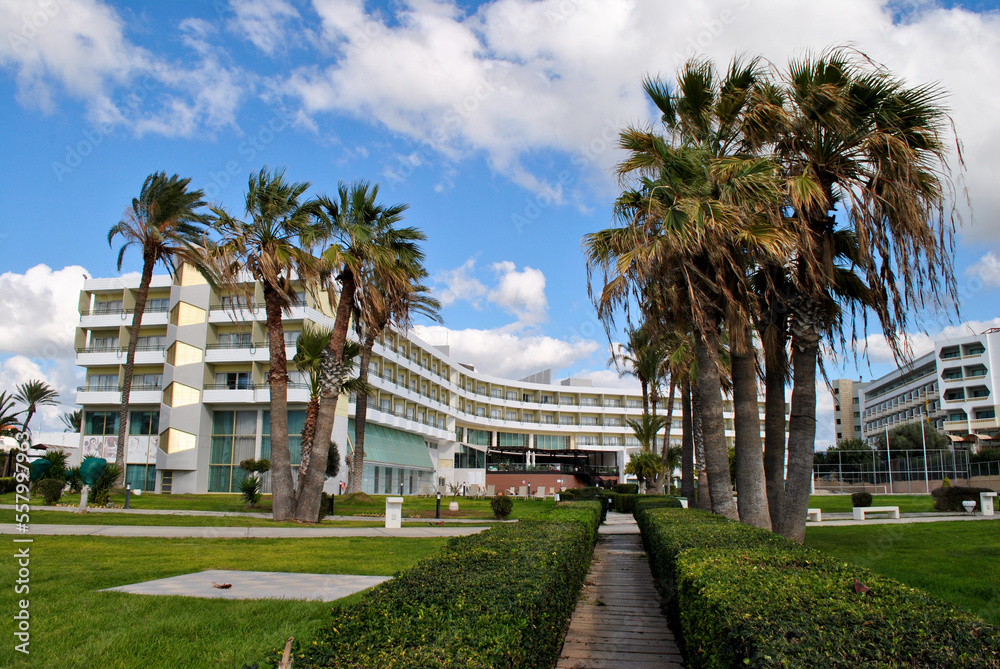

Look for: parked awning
[347,419,434,470]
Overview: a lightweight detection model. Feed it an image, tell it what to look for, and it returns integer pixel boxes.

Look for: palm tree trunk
[763,323,788,529]
[349,334,374,494]
[115,253,154,487]
[692,382,711,510]
[680,379,695,500]
[695,327,738,520]
[295,271,356,522]
[640,380,649,417]
[263,284,295,522]
[732,341,771,529]
[297,397,319,482]
[657,377,676,494]
[777,334,819,542]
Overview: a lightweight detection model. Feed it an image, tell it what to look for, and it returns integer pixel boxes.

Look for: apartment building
[74,267,765,495]
[858,329,1000,447]
[830,378,869,443]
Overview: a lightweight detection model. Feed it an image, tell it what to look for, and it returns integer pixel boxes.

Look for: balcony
[205,342,274,363]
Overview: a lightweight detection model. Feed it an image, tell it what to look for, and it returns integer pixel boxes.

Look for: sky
[1,0,1000,448]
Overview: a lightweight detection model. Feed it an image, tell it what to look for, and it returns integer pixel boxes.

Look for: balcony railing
[204,383,257,390]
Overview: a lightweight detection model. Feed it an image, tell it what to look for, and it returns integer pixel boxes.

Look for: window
[215,372,251,389]
[505,411,517,421]
[476,407,486,417]
[130,411,159,436]
[220,295,251,309]
[490,409,501,419]
[125,464,156,490]
[466,429,491,446]
[380,399,391,413]
[491,388,502,398]
[133,373,163,390]
[477,385,487,395]
[85,411,118,435]
[283,331,300,347]
[535,434,569,450]
[90,335,118,351]
[455,445,486,469]
[93,300,123,314]
[145,297,170,312]
[217,332,251,348]
[580,416,598,426]
[522,393,534,402]
[497,432,528,448]
[506,391,518,400]
[262,410,305,467]
[208,411,257,492]
[136,335,165,351]
[975,409,996,419]
[88,374,118,391]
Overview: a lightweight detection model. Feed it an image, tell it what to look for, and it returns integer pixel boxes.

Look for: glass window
[130,411,159,436]
[261,410,306,466]
[125,464,156,490]
[466,429,491,446]
[85,411,118,435]
[209,410,257,492]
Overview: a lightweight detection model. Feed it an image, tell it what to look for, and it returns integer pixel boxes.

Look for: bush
[39,449,69,482]
[90,462,121,506]
[0,477,15,494]
[635,506,1000,668]
[239,476,262,508]
[268,502,602,669]
[851,491,873,507]
[34,478,65,505]
[341,491,372,504]
[318,492,334,521]
[65,467,83,493]
[612,483,639,494]
[239,458,271,474]
[931,485,995,512]
[611,493,682,514]
[490,494,513,519]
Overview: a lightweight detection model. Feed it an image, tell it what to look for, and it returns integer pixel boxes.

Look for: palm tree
[296,181,412,521]
[773,48,960,542]
[350,277,440,495]
[60,409,82,432]
[609,325,664,418]
[108,172,211,484]
[208,167,325,522]
[14,380,59,434]
[0,391,23,434]
[638,57,789,529]
[625,451,662,492]
[292,328,365,485]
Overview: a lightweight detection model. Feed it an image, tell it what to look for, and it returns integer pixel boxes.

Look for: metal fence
[813,449,970,494]
[969,460,1000,478]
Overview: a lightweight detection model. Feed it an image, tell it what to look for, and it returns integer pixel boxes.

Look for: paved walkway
[0,523,490,538]
[556,512,684,669]
[103,569,390,601]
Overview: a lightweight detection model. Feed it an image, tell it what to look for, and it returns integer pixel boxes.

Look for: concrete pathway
[103,569,390,601]
[556,512,684,669]
[0,523,490,538]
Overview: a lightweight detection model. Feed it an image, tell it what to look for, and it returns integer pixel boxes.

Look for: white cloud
[413,323,599,379]
[572,369,641,390]
[433,258,487,307]
[488,261,547,326]
[0,0,247,136]
[0,355,82,431]
[228,0,299,55]
[859,317,1000,366]
[275,0,1000,237]
[967,251,1000,288]
[0,264,87,359]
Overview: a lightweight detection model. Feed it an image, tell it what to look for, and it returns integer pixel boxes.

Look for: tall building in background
[855,328,1000,448]
[830,378,869,443]
[73,267,773,495]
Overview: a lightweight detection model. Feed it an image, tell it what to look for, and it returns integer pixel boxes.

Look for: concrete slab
[102,569,390,601]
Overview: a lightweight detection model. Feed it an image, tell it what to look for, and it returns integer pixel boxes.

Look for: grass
[0,509,498,528]
[1,491,553,519]
[808,494,938,513]
[806,520,1000,625]
[0,534,447,668]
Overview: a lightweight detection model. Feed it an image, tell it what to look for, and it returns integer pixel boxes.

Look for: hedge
[612,483,638,494]
[609,493,682,514]
[636,507,1000,668]
[932,485,996,512]
[263,502,601,669]
[0,477,15,494]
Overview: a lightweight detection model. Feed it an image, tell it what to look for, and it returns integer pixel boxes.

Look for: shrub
[65,467,83,493]
[611,493,682,514]
[631,496,683,514]
[34,478,65,505]
[612,483,639,494]
[931,485,995,512]
[268,502,602,669]
[90,462,121,506]
[490,494,513,519]
[341,491,372,504]
[39,449,69,481]
[942,477,952,487]
[851,491,873,507]
[239,476,262,508]
[239,458,271,474]
[0,477,15,494]
[318,492,334,521]
[636,506,1000,668]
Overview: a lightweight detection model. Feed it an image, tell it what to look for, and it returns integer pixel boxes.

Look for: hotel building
[858,328,1000,447]
[73,267,765,495]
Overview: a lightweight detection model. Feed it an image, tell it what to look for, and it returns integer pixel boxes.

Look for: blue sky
[1,0,1000,447]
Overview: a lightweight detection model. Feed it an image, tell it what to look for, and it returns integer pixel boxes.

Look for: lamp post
[435,491,441,519]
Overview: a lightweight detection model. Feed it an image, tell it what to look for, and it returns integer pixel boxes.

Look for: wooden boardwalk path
[556,512,685,669]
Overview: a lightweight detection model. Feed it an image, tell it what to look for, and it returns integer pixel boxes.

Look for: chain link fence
[813,449,971,494]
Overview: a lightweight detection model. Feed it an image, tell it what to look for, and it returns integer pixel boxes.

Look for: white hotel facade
[857,329,1000,447]
[73,266,762,495]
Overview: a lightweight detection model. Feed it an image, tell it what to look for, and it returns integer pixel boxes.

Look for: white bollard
[980,492,997,517]
[385,497,404,529]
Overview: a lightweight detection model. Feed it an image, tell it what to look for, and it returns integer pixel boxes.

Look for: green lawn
[0,535,447,668]
[805,520,1000,625]
[0,509,498,528]
[808,494,937,513]
[1,491,552,519]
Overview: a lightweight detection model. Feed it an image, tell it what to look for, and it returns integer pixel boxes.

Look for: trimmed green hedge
[0,477,15,494]
[268,502,601,669]
[610,493,681,514]
[636,507,1000,668]
[612,483,638,494]
[932,485,996,512]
